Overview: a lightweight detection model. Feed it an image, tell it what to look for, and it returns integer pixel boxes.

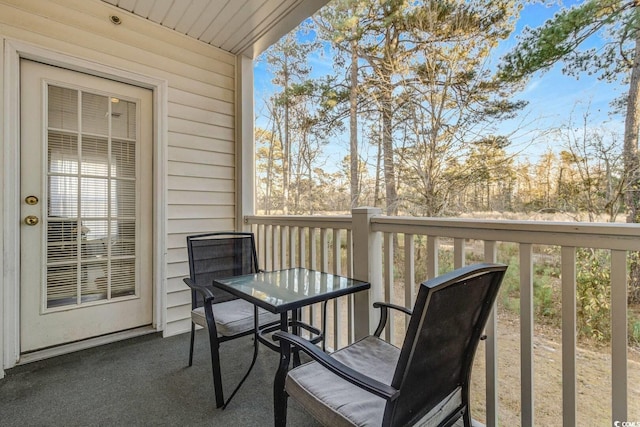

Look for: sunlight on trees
[253,2,640,419]
[254,0,631,224]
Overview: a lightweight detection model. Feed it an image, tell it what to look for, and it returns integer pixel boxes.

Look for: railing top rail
[372,215,640,234]
[245,214,352,230]
[373,216,640,250]
[246,214,640,250]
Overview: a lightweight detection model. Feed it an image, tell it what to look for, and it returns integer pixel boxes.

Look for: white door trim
[2,39,168,375]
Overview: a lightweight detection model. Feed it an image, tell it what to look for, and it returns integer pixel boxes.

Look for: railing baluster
[298,227,306,267]
[347,229,354,344]
[561,246,577,427]
[404,234,415,325]
[611,249,628,423]
[272,225,280,270]
[454,237,465,268]
[333,229,342,274]
[484,240,498,427]
[320,228,329,271]
[384,232,394,343]
[520,243,534,427]
[309,228,317,269]
[333,229,342,349]
[289,226,297,267]
[298,227,309,326]
[259,224,266,269]
[309,228,317,329]
[427,235,438,279]
[319,228,330,346]
[346,229,353,277]
[265,224,273,271]
[280,226,287,269]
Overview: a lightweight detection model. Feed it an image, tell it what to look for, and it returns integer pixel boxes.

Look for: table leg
[292,308,302,366]
[274,312,290,427]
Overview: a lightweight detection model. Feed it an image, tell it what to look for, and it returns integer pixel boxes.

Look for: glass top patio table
[211,268,370,408]
[212,267,371,314]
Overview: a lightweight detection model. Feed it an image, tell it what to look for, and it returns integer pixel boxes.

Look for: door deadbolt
[25,195,39,205]
[24,215,39,226]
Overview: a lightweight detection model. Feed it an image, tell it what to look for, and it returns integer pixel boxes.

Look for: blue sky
[254,1,625,166]
[499,1,625,155]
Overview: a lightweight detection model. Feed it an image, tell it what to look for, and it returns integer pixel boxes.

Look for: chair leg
[274,391,289,427]
[274,348,291,426]
[461,389,472,427]
[203,301,225,408]
[209,336,225,408]
[222,321,261,409]
[188,323,196,367]
[463,410,472,427]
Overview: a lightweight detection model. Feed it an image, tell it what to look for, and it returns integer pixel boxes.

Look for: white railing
[245,207,640,427]
[246,215,354,348]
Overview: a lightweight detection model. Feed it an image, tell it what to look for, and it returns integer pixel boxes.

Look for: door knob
[24,215,39,226]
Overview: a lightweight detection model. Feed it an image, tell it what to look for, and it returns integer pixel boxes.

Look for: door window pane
[111,99,136,139]
[82,92,108,135]
[46,84,138,308]
[48,86,77,130]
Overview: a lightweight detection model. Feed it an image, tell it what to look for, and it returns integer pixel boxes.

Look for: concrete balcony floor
[0,331,319,426]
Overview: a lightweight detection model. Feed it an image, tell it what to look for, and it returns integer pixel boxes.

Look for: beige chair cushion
[285,336,462,426]
[191,299,279,337]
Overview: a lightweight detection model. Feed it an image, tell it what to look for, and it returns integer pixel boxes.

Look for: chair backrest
[186,232,260,307]
[386,263,507,426]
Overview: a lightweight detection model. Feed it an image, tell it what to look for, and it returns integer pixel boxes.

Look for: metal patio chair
[183,231,279,408]
[274,263,507,427]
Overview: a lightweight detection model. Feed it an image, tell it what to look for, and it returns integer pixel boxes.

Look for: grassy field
[470,309,640,426]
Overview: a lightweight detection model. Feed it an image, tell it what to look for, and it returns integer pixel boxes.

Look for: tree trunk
[349,38,360,208]
[308,164,314,214]
[625,34,640,303]
[374,127,382,207]
[381,89,398,216]
[282,57,290,215]
[293,132,303,214]
[274,106,285,214]
[265,128,275,214]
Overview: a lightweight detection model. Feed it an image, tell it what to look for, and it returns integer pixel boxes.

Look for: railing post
[351,207,382,340]
[611,249,628,423]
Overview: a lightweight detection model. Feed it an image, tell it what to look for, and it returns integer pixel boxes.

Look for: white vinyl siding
[0,0,237,337]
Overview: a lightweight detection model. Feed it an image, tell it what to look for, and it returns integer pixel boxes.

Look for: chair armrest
[372,302,412,337]
[273,331,399,401]
[183,277,215,301]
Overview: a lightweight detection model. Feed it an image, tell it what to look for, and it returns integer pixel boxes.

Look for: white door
[20,60,153,353]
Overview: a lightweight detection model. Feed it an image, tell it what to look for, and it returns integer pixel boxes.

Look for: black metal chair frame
[184,231,275,408]
[273,263,507,427]
[184,231,328,409]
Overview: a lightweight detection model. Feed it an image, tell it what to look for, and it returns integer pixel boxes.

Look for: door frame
[2,39,168,374]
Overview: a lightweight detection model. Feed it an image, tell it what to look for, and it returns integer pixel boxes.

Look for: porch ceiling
[100,0,330,58]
